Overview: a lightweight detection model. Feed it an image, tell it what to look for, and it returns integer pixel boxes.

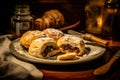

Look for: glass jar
[11,4,34,38]
[102,0,120,41]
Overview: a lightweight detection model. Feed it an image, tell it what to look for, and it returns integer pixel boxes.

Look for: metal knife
[67,30,109,47]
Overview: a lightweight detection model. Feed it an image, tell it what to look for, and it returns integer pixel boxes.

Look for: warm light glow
[97,16,103,27]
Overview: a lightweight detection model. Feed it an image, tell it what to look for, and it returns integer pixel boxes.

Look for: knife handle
[67,30,109,47]
[84,33,109,47]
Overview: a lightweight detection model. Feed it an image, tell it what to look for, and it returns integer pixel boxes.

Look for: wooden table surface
[33,48,120,80]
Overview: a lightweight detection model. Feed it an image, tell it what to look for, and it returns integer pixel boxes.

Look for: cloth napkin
[0,35,43,80]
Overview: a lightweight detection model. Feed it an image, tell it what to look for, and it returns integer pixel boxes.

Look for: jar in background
[102,0,120,41]
[11,4,34,38]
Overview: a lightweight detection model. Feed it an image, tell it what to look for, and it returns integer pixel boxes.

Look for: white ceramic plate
[9,38,106,65]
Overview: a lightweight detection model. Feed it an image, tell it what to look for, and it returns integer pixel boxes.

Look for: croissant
[35,9,65,30]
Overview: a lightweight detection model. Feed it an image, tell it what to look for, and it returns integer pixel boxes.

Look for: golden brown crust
[57,52,76,60]
[28,37,59,58]
[35,18,45,30]
[20,30,45,48]
[42,28,64,41]
[35,9,65,30]
[43,9,64,27]
[57,34,85,56]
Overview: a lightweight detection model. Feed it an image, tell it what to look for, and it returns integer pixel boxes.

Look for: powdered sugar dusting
[62,34,83,44]
[45,28,63,37]
[33,37,56,44]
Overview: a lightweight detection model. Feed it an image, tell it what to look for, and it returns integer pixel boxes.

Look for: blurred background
[1,0,120,41]
[0,0,86,35]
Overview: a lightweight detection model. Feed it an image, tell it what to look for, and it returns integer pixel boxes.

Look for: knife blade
[67,30,109,47]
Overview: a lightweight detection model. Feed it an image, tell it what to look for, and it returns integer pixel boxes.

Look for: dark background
[0,0,86,35]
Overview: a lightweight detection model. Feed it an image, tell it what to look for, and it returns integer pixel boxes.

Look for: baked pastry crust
[43,9,64,28]
[57,34,85,56]
[20,30,45,48]
[35,9,65,30]
[42,28,64,41]
[28,37,60,58]
[57,52,76,60]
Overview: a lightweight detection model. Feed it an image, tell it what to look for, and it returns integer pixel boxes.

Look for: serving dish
[9,38,106,65]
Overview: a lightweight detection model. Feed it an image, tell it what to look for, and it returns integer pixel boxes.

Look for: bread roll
[20,30,46,48]
[42,28,64,41]
[57,34,85,56]
[28,37,60,58]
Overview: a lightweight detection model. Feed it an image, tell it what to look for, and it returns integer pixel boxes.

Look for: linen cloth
[0,35,43,80]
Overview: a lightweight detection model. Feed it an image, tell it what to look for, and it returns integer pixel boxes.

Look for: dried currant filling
[41,46,55,57]
[60,44,80,53]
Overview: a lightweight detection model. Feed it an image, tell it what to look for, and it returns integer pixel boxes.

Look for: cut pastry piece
[57,34,85,56]
[28,37,60,58]
[57,52,76,60]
